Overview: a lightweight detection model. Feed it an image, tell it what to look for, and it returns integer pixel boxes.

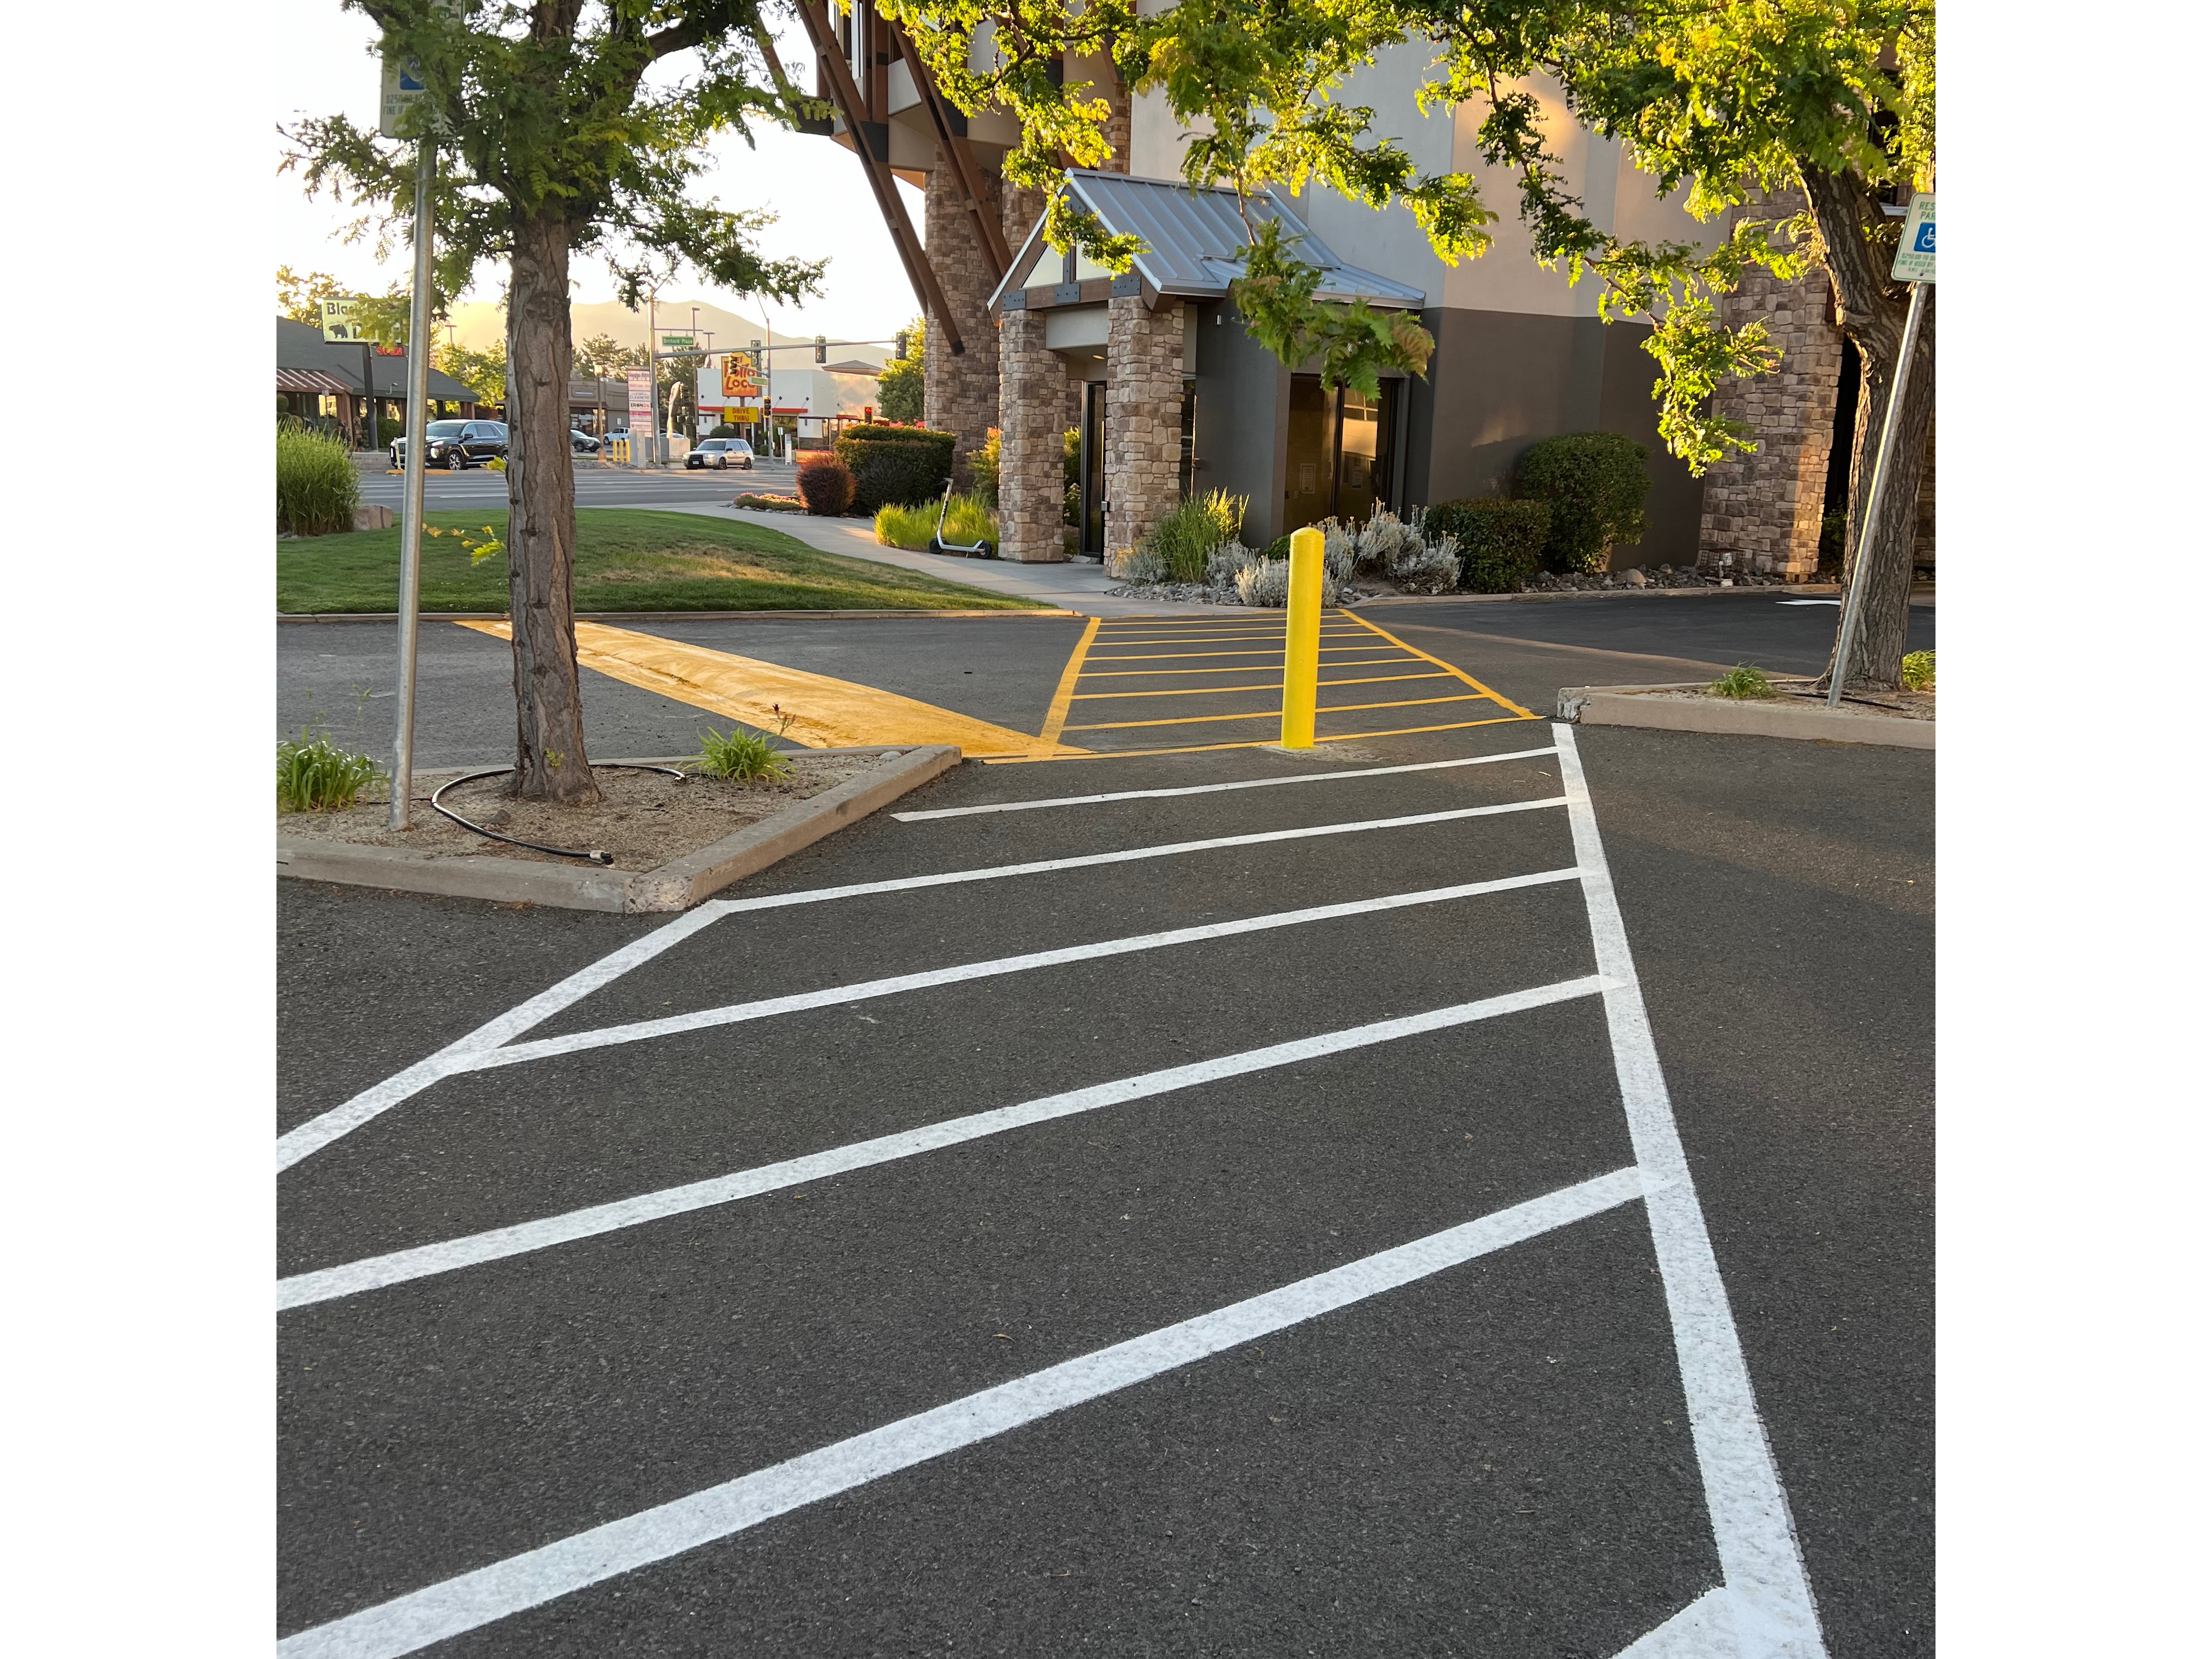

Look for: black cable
[428,764,687,866]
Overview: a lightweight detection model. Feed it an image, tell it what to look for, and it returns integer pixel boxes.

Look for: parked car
[686,438,754,471]
[390,420,508,471]
[570,428,601,454]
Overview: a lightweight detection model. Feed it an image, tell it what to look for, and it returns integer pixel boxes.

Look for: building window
[1178,381,1197,500]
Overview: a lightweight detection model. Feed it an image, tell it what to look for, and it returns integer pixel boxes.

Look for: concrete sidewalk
[658,501,1228,617]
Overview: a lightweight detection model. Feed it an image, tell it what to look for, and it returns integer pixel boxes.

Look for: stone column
[1697,189,1846,579]
[1103,72,1131,173]
[998,306,1065,562]
[1105,295,1185,558]
[923,166,1002,479]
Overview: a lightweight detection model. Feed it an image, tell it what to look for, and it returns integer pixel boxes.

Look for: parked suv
[390,420,508,471]
[686,438,754,471]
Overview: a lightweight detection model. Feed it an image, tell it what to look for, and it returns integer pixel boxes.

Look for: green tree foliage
[280,0,828,801]
[434,339,509,403]
[575,331,643,381]
[877,318,926,423]
[276,266,350,325]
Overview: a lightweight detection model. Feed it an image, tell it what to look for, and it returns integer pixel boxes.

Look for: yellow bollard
[1280,525,1324,748]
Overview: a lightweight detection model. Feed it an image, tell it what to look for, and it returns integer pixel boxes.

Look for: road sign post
[1828,191,1934,709]
[389,134,438,832]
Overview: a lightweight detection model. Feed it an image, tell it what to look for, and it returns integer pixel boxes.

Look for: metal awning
[989,171,1429,312]
[276,368,353,396]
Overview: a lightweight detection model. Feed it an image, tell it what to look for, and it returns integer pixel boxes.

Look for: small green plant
[876,492,997,551]
[424,522,506,565]
[1901,650,1935,690]
[277,727,384,812]
[1708,664,1778,700]
[1142,490,1248,583]
[692,725,793,782]
[965,428,1001,507]
[276,417,361,536]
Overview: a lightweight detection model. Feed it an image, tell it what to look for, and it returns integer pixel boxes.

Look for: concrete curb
[277,744,961,912]
[1557,681,1934,749]
[277,608,1075,623]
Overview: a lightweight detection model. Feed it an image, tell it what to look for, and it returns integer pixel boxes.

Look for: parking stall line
[277,975,1616,1312]
[891,745,1561,820]
[275,1169,1649,1659]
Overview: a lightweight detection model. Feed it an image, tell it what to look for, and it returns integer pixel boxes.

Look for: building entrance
[1284,375,1398,533]
[1080,381,1107,558]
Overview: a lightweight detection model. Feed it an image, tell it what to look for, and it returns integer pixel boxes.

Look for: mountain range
[444,298,891,369]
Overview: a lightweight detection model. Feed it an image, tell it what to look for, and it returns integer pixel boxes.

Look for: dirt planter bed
[1557,681,1934,749]
[278,745,959,912]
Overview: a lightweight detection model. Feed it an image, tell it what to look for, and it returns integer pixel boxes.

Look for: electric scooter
[926,479,995,558]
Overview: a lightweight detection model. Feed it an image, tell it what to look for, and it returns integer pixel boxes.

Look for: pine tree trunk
[1801,167,1937,694]
[504,208,599,804]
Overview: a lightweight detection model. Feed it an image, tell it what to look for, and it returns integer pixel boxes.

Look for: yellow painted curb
[454,620,1084,759]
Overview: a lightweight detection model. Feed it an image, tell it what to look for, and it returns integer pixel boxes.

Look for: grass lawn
[276,509,1046,614]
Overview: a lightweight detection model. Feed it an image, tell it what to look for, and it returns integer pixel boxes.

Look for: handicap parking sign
[1892,193,1936,282]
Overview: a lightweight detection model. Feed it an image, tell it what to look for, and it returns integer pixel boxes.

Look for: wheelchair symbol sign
[1892,193,1936,282]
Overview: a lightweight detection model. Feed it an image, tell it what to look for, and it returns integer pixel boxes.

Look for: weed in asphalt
[691,725,792,782]
[1709,664,1779,699]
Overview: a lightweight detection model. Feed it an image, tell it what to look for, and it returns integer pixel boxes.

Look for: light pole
[389,132,437,831]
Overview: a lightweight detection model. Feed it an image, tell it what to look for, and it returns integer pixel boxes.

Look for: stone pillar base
[1000,308,1065,563]
[1105,296,1184,559]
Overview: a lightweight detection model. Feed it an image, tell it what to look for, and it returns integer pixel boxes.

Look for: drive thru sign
[1892,193,1936,283]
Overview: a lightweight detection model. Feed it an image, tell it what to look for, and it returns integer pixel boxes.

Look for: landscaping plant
[691,725,793,782]
[797,456,857,517]
[1139,491,1248,584]
[834,424,957,515]
[966,429,1001,506]
[276,419,361,537]
[278,728,384,812]
[876,493,996,551]
[1518,434,1651,575]
[1709,664,1779,700]
[1901,650,1935,691]
[1425,498,1551,592]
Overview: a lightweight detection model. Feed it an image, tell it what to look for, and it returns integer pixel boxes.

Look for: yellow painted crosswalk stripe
[453,619,1084,760]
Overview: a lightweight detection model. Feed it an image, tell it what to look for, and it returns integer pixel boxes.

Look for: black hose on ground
[428,764,687,866]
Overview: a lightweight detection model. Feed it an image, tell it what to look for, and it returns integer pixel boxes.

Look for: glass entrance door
[1080,381,1107,557]
[1284,375,1398,532]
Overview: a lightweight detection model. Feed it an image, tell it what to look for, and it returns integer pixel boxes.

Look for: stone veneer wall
[1105,295,1185,558]
[1696,189,1846,579]
[923,167,1003,481]
[998,307,1065,562]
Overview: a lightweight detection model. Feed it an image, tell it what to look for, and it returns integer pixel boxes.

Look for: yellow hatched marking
[1074,656,1419,679]
[1087,630,1369,649]
[1036,616,1101,747]
[1063,692,1489,734]
[452,620,1084,759]
[1339,611,1537,720]
[1071,672,1451,701]
[1077,645,1418,664]
[982,714,1539,763]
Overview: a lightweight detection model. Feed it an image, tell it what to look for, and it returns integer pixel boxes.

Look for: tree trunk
[504,208,599,804]
[1801,167,1937,693]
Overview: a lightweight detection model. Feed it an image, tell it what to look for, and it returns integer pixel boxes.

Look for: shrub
[834,422,956,514]
[1235,558,1292,607]
[277,729,383,812]
[1108,544,1166,583]
[1517,432,1651,575]
[1818,507,1850,572]
[1142,490,1247,583]
[692,725,793,782]
[1263,534,1291,561]
[706,420,743,439]
[1901,650,1935,690]
[1206,542,1260,591]
[1390,534,1459,594]
[966,429,1001,507]
[796,455,856,516]
[276,419,361,536]
[1425,498,1551,592]
[733,492,804,512]
[1708,664,1778,700]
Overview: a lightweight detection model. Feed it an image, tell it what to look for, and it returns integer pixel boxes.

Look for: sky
[274,7,929,345]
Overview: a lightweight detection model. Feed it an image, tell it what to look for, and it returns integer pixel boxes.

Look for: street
[355,457,802,512]
[277,602,1932,1658]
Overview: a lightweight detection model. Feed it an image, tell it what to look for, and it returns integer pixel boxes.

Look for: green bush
[966,430,1001,507]
[1818,507,1849,572]
[706,420,743,439]
[1708,664,1778,700]
[834,423,956,514]
[796,455,856,516]
[1423,498,1551,593]
[691,725,793,782]
[1142,490,1247,583]
[1517,432,1651,575]
[276,419,361,536]
[1263,534,1291,561]
[876,492,996,551]
[278,729,383,812]
[1901,650,1935,691]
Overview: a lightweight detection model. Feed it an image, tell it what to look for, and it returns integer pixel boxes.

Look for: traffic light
[894,331,909,362]
[814,335,827,364]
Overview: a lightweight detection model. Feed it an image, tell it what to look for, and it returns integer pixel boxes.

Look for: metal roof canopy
[989,171,1429,312]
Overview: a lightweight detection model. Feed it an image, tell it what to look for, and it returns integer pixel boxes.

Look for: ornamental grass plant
[276,418,361,537]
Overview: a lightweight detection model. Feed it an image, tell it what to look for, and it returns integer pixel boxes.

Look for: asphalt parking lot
[277,687,1933,1656]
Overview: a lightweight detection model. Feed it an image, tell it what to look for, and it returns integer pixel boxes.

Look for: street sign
[320,298,363,343]
[380,52,428,139]
[1892,193,1936,283]
[659,332,698,353]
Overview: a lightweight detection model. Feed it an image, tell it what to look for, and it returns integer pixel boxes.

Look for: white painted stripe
[890,746,1562,821]
[1553,724,1829,1656]
[278,975,1615,1311]
[274,1167,1647,1658]
[456,867,1585,1076]
[1608,1587,1734,1656]
[701,796,1569,916]
[274,904,731,1173]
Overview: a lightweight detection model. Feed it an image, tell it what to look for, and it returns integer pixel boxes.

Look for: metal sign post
[388,136,437,831]
[1829,191,1934,709]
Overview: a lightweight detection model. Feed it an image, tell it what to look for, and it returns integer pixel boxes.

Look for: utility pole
[389,133,436,831]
